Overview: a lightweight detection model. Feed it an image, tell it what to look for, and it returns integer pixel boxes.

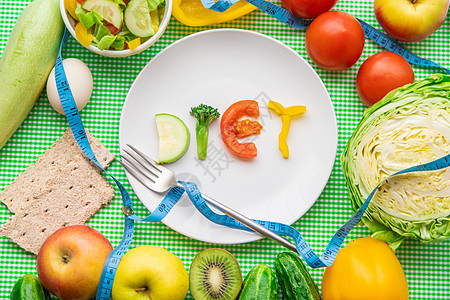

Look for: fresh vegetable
[172,0,256,26]
[82,0,124,29]
[268,100,306,158]
[356,52,415,107]
[305,11,365,71]
[238,264,277,300]
[75,22,95,47]
[65,0,79,20]
[220,100,262,159]
[10,274,51,300]
[281,0,338,18]
[190,104,220,160]
[0,0,64,150]
[155,113,190,164]
[322,237,409,300]
[275,252,321,300]
[128,37,141,50]
[341,74,450,249]
[125,0,154,37]
[72,0,165,50]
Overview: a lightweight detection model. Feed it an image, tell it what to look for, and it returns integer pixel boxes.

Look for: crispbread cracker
[0,155,115,254]
[0,128,115,213]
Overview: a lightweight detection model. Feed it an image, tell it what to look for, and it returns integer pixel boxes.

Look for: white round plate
[119,29,337,245]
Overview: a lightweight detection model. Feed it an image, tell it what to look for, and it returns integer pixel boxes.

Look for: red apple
[36,225,113,300]
[282,0,339,18]
[374,0,450,42]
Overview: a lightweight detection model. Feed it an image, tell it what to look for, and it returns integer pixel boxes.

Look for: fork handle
[201,194,299,253]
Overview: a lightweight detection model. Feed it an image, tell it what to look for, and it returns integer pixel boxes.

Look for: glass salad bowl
[60,0,172,57]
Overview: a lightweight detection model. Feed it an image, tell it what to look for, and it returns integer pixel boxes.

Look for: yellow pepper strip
[172,0,256,27]
[128,38,141,50]
[74,22,94,48]
[150,10,160,33]
[64,0,79,21]
[268,100,306,158]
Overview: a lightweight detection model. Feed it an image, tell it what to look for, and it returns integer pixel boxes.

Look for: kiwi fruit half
[189,248,243,300]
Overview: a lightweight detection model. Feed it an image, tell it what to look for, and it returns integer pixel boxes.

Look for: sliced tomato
[76,0,86,4]
[220,100,262,158]
[104,21,121,35]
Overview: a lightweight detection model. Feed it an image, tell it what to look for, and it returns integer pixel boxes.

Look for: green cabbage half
[341,74,450,249]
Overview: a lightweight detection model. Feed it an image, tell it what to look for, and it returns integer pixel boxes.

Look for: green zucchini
[0,0,64,150]
[238,264,278,300]
[10,274,51,300]
[275,252,322,300]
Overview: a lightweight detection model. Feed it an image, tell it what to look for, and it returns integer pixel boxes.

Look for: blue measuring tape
[201,0,450,74]
[54,24,450,298]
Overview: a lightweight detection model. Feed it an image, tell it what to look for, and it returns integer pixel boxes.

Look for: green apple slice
[155,113,190,164]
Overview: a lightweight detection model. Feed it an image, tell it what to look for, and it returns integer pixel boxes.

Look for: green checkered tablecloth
[1,0,449,298]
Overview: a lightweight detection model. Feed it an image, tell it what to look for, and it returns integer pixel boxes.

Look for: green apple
[36,225,113,300]
[374,0,449,42]
[111,245,189,300]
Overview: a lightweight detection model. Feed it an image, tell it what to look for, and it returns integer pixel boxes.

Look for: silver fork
[119,144,298,253]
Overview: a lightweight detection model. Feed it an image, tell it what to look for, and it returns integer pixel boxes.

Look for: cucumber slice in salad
[155,113,190,164]
[82,0,123,29]
[125,0,155,37]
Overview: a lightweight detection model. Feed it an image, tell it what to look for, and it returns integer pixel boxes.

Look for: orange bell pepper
[172,0,256,26]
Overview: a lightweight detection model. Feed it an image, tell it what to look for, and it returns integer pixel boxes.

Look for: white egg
[46,58,93,115]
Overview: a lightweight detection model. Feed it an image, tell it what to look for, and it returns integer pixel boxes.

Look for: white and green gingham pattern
[1,0,449,298]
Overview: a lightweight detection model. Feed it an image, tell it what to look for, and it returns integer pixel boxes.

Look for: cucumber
[155,113,190,164]
[125,0,155,37]
[0,0,64,150]
[275,252,322,300]
[10,274,51,300]
[238,264,278,300]
[82,0,123,29]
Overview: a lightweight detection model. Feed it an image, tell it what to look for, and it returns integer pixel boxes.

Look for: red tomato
[305,11,365,71]
[282,0,338,19]
[220,100,262,158]
[76,0,86,4]
[104,22,121,35]
[356,52,415,107]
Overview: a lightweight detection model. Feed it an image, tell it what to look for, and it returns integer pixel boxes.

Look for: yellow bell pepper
[74,22,94,48]
[322,237,409,300]
[172,0,256,26]
[64,0,78,21]
[150,9,160,33]
[128,38,141,50]
[268,100,306,158]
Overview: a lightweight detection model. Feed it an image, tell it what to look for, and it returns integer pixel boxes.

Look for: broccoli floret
[190,104,220,160]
